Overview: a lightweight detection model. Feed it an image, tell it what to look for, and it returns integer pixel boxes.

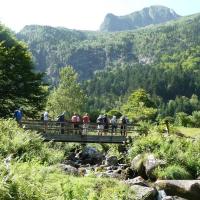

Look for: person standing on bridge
[111,115,117,135]
[82,113,90,135]
[57,112,65,134]
[120,115,128,136]
[14,107,23,127]
[43,110,49,133]
[71,113,80,134]
[103,114,109,135]
[97,114,104,136]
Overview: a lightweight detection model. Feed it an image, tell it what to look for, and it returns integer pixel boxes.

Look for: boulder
[67,152,76,161]
[59,164,78,176]
[143,154,166,180]
[95,172,110,178]
[107,171,123,179]
[155,180,200,200]
[63,160,79,168]
[105,156,118,166]
[130,185,157,200]
[162,196,188,200]
[106,165,118,171]
[76,147,104,165]
[95,165,106,172]
[122,167,137,179]
[78,167,87,176]
[123,176,149,187]
[131,154,147,179]
[131,154,144,171]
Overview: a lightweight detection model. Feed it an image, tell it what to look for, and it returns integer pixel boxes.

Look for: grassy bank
[0,119,134,200]
[128,129,200,179]
[176,126,200,138]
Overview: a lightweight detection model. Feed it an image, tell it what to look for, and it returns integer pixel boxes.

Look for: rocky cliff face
[100,5,180,32]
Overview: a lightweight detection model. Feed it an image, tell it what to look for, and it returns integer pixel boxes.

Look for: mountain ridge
[100,5,180,32]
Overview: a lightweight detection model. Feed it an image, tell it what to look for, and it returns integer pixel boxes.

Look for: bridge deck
[22,120,138,143]
[41,133,126,143]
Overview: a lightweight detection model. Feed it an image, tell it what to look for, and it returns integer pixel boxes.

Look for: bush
[0,119,64,164]
[153,165,192,180]
[128,132,200,178]
[0,161,134,200]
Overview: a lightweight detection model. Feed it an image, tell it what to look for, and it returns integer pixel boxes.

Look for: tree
[47,66,86,118]
[0,24,46,117]
[121,89,157,122]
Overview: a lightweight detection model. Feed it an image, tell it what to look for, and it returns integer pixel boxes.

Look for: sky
[0,0,200,32]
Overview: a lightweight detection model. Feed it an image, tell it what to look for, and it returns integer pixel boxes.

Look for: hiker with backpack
[120,115,128,136]
[71,113,80,134]
[111,115,117,135]
[103,114,109,135]
[14,107,23,127]
[82,113,90,135]
[96,114,104,136]
[57,112,66,134]
[43,110,49,133]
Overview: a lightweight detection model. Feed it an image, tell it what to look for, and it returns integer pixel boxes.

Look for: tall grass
[128,131,200,179]
[0,119,135,199]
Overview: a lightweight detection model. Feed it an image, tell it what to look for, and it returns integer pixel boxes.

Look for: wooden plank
[40,133,126,144]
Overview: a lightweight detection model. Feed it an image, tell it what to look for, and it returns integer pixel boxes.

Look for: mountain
[17,12,200,111]
[100,5,180,32]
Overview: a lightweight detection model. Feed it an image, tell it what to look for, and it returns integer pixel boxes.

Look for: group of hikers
[40,111,129,136]
[96,114,128,136]
[14,108,129,136]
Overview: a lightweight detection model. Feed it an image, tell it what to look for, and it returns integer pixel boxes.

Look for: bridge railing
[22,120,141,136]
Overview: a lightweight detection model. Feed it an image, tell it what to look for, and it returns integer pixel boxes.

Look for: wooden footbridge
[22,120,138,144]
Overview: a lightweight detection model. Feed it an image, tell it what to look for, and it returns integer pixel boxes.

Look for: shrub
[0,161,134,200]
[0,119,64,164]
[128,132,200,178]
[153,165,192,180]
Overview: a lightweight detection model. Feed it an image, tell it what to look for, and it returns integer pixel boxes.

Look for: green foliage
[46,66,86,118]
[129,132,200,178]
[161,95,200,118]
[122,89,157,121]
[0,119,135,199]
[107,109,122,118]
[189,111,200,127]
[0,161,134,200]
[0,24,47,117]
[0,119,64,164]
[153,165,192,180]
[15,13,200,126]
[16,14,200,116]
[175,112,190,127]
[175,111,200,127]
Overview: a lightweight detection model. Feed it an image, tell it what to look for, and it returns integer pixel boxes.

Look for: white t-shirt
[44,111,48,121]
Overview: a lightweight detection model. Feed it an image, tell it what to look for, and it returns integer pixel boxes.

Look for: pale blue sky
[0,0,199,32]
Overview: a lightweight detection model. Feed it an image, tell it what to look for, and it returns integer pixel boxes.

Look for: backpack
[111,118,117,125]
[121,117,127,124]
[57,114,64,122]
[40,114,44,121]
[103,116,109,125]
[14,110,22,120]
[97,117,104,125]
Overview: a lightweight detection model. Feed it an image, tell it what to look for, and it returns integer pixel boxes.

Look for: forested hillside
[17,13,200,115]
[100,5,180,32]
